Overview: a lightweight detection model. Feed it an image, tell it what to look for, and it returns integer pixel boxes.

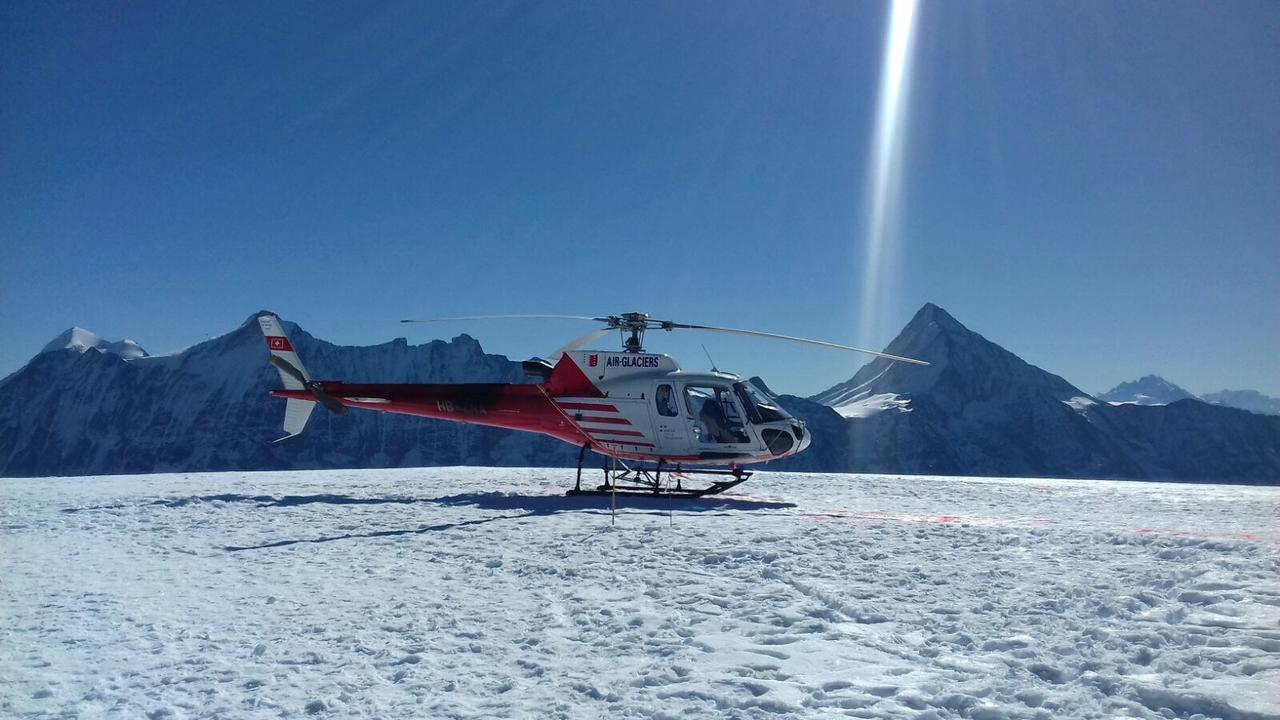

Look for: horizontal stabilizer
[274,398,316,442]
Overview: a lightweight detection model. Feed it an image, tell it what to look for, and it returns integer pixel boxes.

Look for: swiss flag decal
[266,336,293,352]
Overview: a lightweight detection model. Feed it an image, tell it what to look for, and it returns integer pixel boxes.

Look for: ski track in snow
[2,469,1278,719]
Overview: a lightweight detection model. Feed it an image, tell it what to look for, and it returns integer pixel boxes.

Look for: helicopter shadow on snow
[64,491,793,515]
[432,491,795,514]
[206,491,794,552]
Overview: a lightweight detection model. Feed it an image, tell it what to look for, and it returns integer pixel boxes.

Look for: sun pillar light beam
[859,0,920,351]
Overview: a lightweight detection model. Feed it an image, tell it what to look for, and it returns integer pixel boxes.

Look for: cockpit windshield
[734,381,791,424]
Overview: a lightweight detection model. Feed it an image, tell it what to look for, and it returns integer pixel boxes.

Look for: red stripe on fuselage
[556,402,618,412]
[575,415,631,425]
[586,428,647,438]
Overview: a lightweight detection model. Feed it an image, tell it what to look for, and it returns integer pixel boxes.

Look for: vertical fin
[259,314,318,440]
[258,314,310,389]
[547,353,605,398]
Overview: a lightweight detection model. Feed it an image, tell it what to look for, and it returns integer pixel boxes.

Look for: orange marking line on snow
[802,509,894,522]
[1132,527,1261,542]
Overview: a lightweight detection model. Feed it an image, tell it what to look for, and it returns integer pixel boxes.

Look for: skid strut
[567,451,752,498]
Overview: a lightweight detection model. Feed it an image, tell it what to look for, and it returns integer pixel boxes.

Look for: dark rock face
[785,304,1279,484]
[1100,400,1280,482]
[2,306,1277,484]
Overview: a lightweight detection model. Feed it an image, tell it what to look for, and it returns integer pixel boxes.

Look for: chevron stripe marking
[557,402,619,412]
[586,428,647,438]
[576,415,631,425]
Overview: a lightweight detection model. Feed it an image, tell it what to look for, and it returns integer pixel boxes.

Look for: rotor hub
[602,312,652,352]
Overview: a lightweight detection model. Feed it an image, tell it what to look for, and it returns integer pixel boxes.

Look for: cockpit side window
[655,384,678,417]
[684,384,750,444]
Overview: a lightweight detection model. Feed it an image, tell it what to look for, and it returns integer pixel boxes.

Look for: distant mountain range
[0,315,578,478]
[1199,389,1280,416]
[1099,375,1280,416]
[1,306,1277,483]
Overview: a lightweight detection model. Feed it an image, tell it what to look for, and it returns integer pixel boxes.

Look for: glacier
[2,468,1277,719]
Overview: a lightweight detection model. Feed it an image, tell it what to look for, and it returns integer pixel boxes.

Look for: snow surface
[813,362,900,408]
[3,468,1278,719]
[1063,396,1098,414]
[1107,396,1167,407]
[832,393,912,419]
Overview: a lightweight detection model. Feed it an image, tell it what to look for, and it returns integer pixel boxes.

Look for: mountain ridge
[0,311,576,478]
[1200,389,1280,416]
[1096,374,1279,416]
[2,306,1277,483]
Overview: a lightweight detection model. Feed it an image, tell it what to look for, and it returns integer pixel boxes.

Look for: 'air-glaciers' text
[605,355,660,368]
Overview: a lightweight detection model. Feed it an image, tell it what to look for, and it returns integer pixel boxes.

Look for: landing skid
[566,445,752,498]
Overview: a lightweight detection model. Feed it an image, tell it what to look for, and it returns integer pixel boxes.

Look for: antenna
[701,344,719,373]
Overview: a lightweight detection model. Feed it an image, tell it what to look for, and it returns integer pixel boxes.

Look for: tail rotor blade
[308,384,348,415]
[270,355,347,415]
[270,355,308,384]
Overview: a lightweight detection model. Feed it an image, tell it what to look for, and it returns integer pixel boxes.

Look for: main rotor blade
[400,314,598,324]
[546,328,611,364]
[663,323,931,366]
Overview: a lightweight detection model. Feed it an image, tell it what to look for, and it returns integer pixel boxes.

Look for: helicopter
[258,312,928,497]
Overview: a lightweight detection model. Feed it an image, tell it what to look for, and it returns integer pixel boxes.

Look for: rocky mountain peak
[1098,375,1196,406]
[813,303,1084,414]
[40,327,148,361]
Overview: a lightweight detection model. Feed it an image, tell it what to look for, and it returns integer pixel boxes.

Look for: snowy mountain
[40,327,148,361]
[1099,376,1280,416]
[1,306,1277,483]
[1200,389,1280,416]
[0,312,577,477]
[1098,375,1196,406]
[795,304,1280,483]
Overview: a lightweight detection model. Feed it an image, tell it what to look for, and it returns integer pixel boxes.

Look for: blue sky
[3,1,1277,397]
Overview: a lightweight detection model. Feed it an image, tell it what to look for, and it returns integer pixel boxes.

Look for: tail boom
[269,382,592,447]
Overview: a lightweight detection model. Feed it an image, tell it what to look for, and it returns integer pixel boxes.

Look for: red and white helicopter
[259,312,928,497]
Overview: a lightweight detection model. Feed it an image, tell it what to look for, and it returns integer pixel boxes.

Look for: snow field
[2,468,1277,719]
